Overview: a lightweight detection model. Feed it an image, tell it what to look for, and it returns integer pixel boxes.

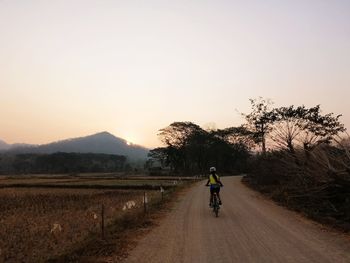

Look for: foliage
[270,105,345,152]
[243,97,275,152]
[0,153,127,174]
[242,98,349,230]
[245,144,350,231]
[242,98,345,153]
[158,122,203,148]
[148,122,251,174]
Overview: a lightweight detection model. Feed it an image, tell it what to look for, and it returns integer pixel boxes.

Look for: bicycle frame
[212,192,220,217]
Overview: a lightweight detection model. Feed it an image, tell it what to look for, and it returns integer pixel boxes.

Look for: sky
[1,0,349,148]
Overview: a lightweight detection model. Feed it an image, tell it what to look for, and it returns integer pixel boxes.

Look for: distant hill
[5,132,149,160]
[0,140,35,151]
[0,140,11,151]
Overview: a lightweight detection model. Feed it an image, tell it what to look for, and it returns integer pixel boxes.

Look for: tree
[214,126,256,150]
[147,147,168,168]
[244,97,276,153]
[270,105,307,153]
[270,105,346,153]
[157,122,205,172]
[158,122,203,148]
[152,122,251,174]
[302,105,345,150]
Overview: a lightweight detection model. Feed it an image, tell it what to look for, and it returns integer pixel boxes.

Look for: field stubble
[0,187,161,262]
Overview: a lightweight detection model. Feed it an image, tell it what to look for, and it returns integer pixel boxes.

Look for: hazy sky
[1,0,349,148]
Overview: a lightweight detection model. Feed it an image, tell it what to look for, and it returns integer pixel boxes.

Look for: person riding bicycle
[205,167,223,207]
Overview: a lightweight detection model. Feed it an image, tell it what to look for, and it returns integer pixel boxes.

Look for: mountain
[0,140,36,152]
[0,140,11,151]
[7,132,149,160]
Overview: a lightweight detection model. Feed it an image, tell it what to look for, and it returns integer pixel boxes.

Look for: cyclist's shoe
[209,202,213,207]
[219,200,222,205]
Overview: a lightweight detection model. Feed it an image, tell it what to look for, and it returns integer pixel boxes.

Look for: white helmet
[210,167,216,172]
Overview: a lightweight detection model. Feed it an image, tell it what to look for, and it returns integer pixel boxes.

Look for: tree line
[244,98,345,153]
[147,98,346,175]
[0,152,128,174]
[146,122,254,174]
[146,98,350,230]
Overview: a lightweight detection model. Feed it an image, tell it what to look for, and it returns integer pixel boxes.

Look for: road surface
[123,176,350,263]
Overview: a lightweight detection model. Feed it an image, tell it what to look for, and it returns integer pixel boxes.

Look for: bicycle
[206,184,222,217]
[212,192,220,217]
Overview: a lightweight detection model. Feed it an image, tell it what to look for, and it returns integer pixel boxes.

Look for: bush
[244,144,350,231]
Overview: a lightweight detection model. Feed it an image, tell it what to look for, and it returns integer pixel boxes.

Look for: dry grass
[244,142,350,232]
[0,175,191,189]
[0,188,160,263]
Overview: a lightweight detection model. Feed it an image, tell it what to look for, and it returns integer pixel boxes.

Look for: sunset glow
[1,0,349,148]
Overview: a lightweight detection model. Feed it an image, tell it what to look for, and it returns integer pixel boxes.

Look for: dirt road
[123,176,350,263]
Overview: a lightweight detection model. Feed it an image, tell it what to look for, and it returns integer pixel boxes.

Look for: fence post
[101,204,105,239]
[143,191,147,214]
[160,185,164,201]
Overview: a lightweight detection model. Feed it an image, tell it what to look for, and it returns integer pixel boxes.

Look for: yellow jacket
[209,174,220,185]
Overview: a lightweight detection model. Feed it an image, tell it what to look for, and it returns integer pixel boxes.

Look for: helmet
[210,167,216,172]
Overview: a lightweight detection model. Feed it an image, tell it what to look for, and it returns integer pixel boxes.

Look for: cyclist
[205,167,223,207]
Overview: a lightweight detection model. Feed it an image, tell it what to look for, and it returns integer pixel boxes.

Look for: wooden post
[144,191,147,214]
[160,185,164,201]
[101,204,105,239]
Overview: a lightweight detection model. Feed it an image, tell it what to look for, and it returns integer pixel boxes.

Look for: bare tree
[270,105,346,153]
[243,97,276,153]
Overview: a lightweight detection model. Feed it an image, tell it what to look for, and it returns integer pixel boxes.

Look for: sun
[124,134,137,146]
[125,137,135,145]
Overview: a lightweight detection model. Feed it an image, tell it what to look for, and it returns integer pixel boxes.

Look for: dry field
[0,187,160,262]
[0,175,192,188]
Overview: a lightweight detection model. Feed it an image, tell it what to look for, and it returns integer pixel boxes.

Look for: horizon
[0,130,147,148]
[1,1,349,148]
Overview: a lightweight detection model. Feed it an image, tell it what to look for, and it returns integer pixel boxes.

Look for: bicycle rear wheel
[213,194,219,217]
